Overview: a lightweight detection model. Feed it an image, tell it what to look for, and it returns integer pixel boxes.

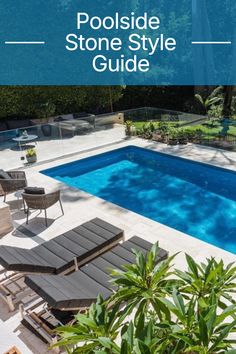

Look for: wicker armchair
[22,190,64,226]
[0,171,27,202]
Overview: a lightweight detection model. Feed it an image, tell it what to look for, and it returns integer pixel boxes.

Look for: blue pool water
[42,146,236,254]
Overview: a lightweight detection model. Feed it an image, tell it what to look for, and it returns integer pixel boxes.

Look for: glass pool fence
[0,107,235,170]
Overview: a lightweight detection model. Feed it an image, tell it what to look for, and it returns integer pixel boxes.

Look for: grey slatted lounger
[25,236,168,311]
[0,218,123,310]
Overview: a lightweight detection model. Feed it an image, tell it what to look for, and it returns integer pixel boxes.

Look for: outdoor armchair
[0,171,27,202]
[22,190,64,226]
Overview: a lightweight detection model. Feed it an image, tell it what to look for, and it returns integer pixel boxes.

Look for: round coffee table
[13,134,38,149]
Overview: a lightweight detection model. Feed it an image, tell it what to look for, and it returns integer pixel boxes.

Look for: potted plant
[125,120,133,136]
[26,148,37,163]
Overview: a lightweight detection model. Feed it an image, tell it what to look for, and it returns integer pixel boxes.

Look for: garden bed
[128,118,236,149]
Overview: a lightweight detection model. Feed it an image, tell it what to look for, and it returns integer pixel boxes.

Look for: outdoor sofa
[53,112,95,136]
[0,119,36,133]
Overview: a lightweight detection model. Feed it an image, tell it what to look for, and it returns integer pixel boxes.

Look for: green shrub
[53,246,236,354]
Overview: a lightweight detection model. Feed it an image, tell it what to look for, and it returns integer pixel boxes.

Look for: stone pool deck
[0,124,125,171]
[0,136,236,353]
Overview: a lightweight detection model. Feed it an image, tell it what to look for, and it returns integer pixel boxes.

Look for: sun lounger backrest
[0,218,124,274]
[25,236,168,310]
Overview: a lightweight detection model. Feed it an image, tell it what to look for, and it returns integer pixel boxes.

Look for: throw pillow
[24,187,45,195]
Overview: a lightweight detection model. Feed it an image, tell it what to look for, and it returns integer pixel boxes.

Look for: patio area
[0,123,125,171]
[0,129,236,353]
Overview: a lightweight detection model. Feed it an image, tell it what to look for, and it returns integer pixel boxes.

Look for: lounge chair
[0,218,123,310]
[21,237,168,347]
[25,236,168,310]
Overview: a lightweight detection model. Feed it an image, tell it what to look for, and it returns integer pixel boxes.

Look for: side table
[14,189,26,211]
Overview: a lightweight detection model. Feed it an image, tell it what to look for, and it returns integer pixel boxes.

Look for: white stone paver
[0,125,125,170]
[0,321,33,354]
[0,132,236,353]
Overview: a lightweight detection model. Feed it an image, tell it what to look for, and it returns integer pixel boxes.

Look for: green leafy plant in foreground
[176,254,236,308]
[53,244,236,354]
[54,295,122,353]
[109,243,178,321]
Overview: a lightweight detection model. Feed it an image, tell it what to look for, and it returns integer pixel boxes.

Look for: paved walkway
[0,125,125,170]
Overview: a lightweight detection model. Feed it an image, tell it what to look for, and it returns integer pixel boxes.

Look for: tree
[53,244,236,353]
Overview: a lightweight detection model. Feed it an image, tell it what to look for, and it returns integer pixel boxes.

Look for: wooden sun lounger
[0,218,123,310]
[21,236,168,350]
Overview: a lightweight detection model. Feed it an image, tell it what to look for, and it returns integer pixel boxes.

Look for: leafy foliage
[54,295,122,353]
[0,86,124,119]
[54,245,236,353]
[110,243,177,321]
[26,148,37,157]
[194,87,224,115]
[176,255,236,308]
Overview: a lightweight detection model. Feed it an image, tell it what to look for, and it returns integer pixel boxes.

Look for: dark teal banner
[0,0,235,85]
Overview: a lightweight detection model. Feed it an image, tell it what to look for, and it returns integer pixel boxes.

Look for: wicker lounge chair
[0,171,27,202]
[0,218,124,310]
[22,236,167,347]
[22,190,64,226]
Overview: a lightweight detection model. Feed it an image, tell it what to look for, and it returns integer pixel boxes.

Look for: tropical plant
[54,295,123,353]
[110,243,177,321]
[158,289,236,353]
[53,245,236,354]
[176,254,236,308]
[195,86,224,116]
[208,104,223,119]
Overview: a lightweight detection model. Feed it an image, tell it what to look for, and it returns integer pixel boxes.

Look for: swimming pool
[42,146,236,254]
